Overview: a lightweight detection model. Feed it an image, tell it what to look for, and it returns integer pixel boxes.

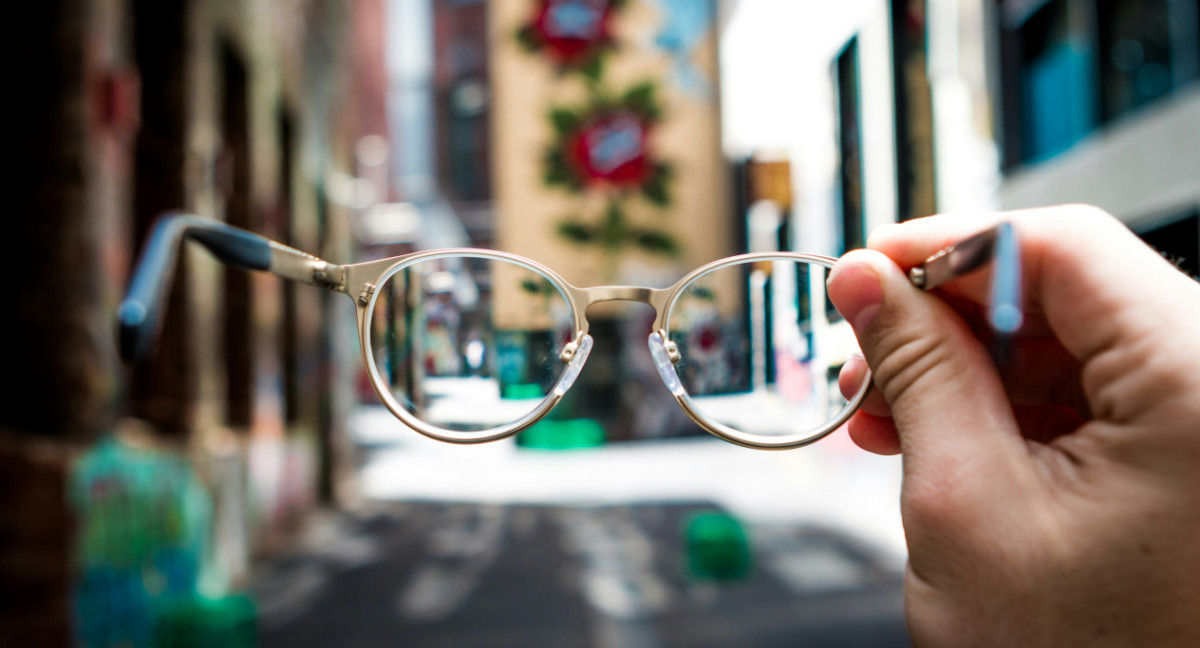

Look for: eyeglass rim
[356,248,870,448]
[358,249,583,444]
[657,254,869,449]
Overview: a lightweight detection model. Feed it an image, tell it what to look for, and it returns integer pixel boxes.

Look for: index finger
[870,206,1200,397]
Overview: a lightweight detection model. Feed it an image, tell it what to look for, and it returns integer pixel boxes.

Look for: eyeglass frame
[119,212,1020,451]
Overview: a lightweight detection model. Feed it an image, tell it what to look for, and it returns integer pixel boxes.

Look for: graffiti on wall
[71,437,254,647]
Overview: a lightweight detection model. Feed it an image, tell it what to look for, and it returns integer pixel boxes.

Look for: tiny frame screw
[358,283,376,305]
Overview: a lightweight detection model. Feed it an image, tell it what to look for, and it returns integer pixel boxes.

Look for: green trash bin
[517,418,606,450]
[684,512,752,581]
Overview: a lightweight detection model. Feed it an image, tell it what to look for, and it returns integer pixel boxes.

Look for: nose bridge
[580,285,667,310]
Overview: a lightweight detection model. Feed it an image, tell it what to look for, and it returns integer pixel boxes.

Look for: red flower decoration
[693,323,721,353]
[542,82,672,206]
[570,109,649,187]
[523,0,619,68]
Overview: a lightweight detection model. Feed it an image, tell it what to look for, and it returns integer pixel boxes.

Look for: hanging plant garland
[542,82,673,207]
[516,0,627,79]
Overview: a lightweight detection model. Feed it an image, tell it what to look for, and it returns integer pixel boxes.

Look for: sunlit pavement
[251,406,910,648]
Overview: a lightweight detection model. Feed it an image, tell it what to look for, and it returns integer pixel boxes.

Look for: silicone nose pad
[553,334,593,397]
[648,332,685,396]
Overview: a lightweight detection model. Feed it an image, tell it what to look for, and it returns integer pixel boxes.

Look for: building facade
[2,0,387,644]
[820,0,1200,269]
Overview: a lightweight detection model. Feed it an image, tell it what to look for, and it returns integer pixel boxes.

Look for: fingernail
[827,263,883,331]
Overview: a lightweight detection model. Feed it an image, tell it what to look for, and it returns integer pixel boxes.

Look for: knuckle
[1045,203,1124,238]
[1059,203,1117,226]
[865,222,901,248]
[869,327,957,408]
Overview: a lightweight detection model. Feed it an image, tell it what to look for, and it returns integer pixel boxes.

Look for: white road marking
[559,508,670,648]
[397,506,505,622]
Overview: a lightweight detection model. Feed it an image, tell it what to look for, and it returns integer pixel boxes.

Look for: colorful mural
[543,81,679,261]
[494,0,728,441]
[516,0,626,78]
[71,437,254,647]
[500,0,725,284]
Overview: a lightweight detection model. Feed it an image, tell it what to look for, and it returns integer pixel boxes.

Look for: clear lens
[366,254,576,433]
[665,258,865,442]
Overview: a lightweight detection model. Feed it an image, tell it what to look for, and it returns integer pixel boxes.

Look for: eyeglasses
[120,213,1020,450]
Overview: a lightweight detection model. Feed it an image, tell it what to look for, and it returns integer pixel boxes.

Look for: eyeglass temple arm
[118,212,346,361]
[907,221,1023,334]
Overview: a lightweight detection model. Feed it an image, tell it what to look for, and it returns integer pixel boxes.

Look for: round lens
[366,253,576,434]
[664,257,866,444]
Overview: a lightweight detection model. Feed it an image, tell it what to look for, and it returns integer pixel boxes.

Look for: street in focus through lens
[13,0,1200,646]
[667,259,863,442]
[368,254,576,433]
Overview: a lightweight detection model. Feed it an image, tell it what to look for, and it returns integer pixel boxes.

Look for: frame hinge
[358,283,376,305]
[313,262,346,290]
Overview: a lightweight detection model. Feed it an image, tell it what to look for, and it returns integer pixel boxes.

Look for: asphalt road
[251,502,910,648]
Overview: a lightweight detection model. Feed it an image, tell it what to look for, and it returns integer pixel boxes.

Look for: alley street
[252,502,909,648]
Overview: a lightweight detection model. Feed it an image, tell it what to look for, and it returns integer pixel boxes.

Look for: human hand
[826,206,1200,647]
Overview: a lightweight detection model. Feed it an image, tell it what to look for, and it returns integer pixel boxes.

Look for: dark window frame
[129,0,194,435]
[220,40,255,430]
[835,38,866,255]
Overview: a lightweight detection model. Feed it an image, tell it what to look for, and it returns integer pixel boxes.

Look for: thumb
[827,249,1027,476]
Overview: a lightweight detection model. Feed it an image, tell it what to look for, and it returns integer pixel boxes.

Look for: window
[1005,0,1099,165]
[434,1,491,203]
[835,38,865,254]
[129,0,194,434]
[998,0,1200,168]
[1097,0,1174,121]
[221,42,254,429]
[891,0,937,221]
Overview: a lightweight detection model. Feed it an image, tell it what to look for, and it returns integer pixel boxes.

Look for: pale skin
[825,205,1200,647]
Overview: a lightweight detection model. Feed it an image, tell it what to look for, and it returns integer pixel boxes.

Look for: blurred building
[822,0,1200,268]
[3,0,388,644]
[433,0,494,246]
[990,0,1200,273]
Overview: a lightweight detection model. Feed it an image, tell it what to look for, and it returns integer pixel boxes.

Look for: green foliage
[520,277,558,298]
[557,203,679,259]
[633,229,680,257]
[633,231,679,257]
[600,202,626,253]
[580,55,605,84]
[549,108,581,136]
[557,220,594,244]
[542,149,578,189]
[515,26,540,53]
[641,163,673,207]
[621,82,662,121]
